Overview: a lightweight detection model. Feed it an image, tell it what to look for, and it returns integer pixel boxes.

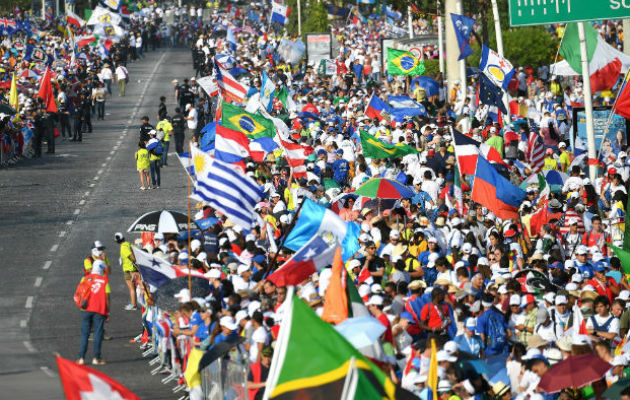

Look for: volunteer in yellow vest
[156,116,173,166]
[115,232,139,311]
[84,241,111,276]
[542,148,559,171]
[558,142,572,172]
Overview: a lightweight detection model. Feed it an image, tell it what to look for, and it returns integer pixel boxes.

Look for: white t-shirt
[249,326,269,362]
[115,66,128,80]
[586,314,619,335]
[186,108,198,130]
[100,67,113,80]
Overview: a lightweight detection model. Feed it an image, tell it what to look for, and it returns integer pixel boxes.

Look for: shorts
[137,168,149,172]
[124,270,138,281]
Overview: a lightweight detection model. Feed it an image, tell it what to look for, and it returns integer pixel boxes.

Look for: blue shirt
[476,307,508,356]
[454,333,484,357]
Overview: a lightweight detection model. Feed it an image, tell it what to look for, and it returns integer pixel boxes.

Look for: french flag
[364,94,390,122]
[249,137,278,162]
[215,124,251,164]
[267,235,336,287]
[453,129,506,175]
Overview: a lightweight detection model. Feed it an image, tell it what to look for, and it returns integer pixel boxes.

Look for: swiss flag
[56,356,141,400]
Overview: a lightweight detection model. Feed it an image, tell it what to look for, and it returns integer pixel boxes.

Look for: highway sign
[509,0,630,27]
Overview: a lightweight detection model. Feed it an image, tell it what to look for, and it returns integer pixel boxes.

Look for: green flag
[610,245,630,274]
[265,294,403,400]
[559,23,598,75]
[386,48,425,76]
[277,86,289,108]
[360,130,418,159]
[221,102,275,139]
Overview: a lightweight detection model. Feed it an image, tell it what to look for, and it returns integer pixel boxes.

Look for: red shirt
[420,302,449,329]
[587,277,617,304]
[84,274,109,315]
[377,313,394,344]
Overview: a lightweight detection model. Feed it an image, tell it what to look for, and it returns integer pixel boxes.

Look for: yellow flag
[184,347,204,388]
[9,73,18,111]
[428,338,438,399]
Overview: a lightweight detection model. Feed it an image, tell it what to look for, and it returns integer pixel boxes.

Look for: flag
[387,48,425,76]
[66,9,85,27]
[359,130,418,159]
[93,22,124,41]
[427,339,438,400]
[0,18,17,35]
[527,132,545,173]
[221,102,274,139]
[613,70,630,120]
[321,248,349,324]
[284,199,360,262]
[267,235,337,287]
[260,70,276,112]
[556,23,629,92]
[226,26,237,52]
[76,35,97,48]
[9,73,18,113]
[471,156,526,220]
[357,0,375,3]
[86,5,122,26]
[184,348,204,390]
[570,303,590,342]
[451,13,475,60]
[364,94,390,122]
[249,136,278,162]
[270,115,309,178]
[196,75,219,97]
[214,124,251,164]
[38,67,58,113]
[453,166,464,215]
[452,129,506,174]
[387,95,428,121]
[271,2,291,25]
[624,193,630,251]
[262,294,401,400]
[327,4,349,17]
[479,45,515,90]
[478,73,507,115]
[385,6,402,20]
[192,147,263,230]
[102,0,121,10]
[56,355,141,400]
[610,245,630,274]
[214,62,249,104]
[131,247,205,287]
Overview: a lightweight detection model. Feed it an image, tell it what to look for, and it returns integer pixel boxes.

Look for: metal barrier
[200,352,249,400]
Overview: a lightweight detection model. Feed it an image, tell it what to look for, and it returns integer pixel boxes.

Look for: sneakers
[124,304,138,311]
[76,358,84,365]
[92,359,106,365]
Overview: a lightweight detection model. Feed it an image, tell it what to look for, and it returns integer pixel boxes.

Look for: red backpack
[74,277,93,310]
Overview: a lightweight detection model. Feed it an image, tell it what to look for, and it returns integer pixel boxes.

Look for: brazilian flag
[387,48,426,76]
[360,130,418,159]
[221,103,275,139]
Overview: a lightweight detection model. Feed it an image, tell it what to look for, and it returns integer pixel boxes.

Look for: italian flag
[263,291,407,399]
[554,23,630,92]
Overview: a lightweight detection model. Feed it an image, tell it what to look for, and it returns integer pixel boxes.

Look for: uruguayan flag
[260,71,276,112]
[191,147,262,229]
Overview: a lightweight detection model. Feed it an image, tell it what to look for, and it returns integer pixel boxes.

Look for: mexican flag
[263,293,410,399]
[359,130,419,159]
[554,23,630,92]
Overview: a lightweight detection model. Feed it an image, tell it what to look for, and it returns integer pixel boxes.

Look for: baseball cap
[521,294,535,307]
[206,269,221,279]
[191,239,201,251]
[114,232,124,242]
[237,264,250,275]
[219,316,237,331]
[154,232,165,240]
[555,295,567,305]
[366,295,383,306]
[576,245,589,255]
[389,229,400,238]
[509,294,521,306]
[93,240,105,250]
[465,317,477,329]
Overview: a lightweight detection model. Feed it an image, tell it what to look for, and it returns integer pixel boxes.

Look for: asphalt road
[0,47,194,399]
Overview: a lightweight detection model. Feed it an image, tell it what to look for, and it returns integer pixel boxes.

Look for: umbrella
[538,354,611,393]
[127,210,200,234]
[354,178,415,199]
[520,170,569,193]
[603,376,630,399]
[410,76,440,97]
[334,316,385,349]
[198,336,245,371]
[154,276,211,311]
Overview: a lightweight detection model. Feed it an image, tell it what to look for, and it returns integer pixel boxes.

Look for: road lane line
[43,260,52,270]
[20,320,27,328]
[66,220,73,225]
[89,183,96,187]
[79,199,86,205]
[74,208,81,215]
[34,277,43,287]
[25,296,33,308]
[50,244,58,252]
[23,341,35,353]
[59,231,66,237]
[40,366,55,378]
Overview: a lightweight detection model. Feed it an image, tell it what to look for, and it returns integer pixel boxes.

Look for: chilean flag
[267,235,337,287]
[471,156,525,221]
[453,129,506,175]
[364,94,390,122]
[215,124,251,164]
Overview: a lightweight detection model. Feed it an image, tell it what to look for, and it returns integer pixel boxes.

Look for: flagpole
[187,140,193,294]
[490,0,503,57]
[407,5,413,39]
[577,22,597,182]
[437,0,445,74]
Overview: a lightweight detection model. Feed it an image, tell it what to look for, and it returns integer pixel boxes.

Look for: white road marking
[79,199,86,205]
[106,156,112,160]
[74,208,81,215]
[25,296,33,308]
[40,366,55,378]
[58,231,66,237]
[20,320,27,328]
[23,341,36,353]
[89,183,96,187]
[93,176,99,181]
[43,260,52,270]
[34,277,43,287]
[66,220,73,225]
[97,169,103,175]
[50,244,58,252]
[85,191,90,196]
[101,162,107,167]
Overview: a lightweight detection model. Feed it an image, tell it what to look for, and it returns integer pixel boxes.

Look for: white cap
[465,317,477,329]
[191,239,201,251]
[366,295,383,306]
[237,264,250,275]
[93,240,105,250]
[477,257,489,266]
[462,243,473,254]
[565,282,579,291]
[555,295,567,305]
[389,229,400,238]
[572,273,584,283]
[437,350,456,363]
[619,290,630,301]
[219,316,237,331]
[154,232,165,240]
[522,348,541,360]
[348,259,361,269]
[509,294,521,306]
[543,292,555,304]
[438,380,453,392]
[235,310,249,324]
[206,269,221,279]
[444,341,458,355]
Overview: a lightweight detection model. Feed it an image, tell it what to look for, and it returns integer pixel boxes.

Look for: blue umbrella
[335,316,385,349]
[410,76,440,98]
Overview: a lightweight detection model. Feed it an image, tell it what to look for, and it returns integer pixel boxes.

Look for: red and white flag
[56,355,141,400]
[66,9,86,27]
[527,132,545,173]
[214,63,248,104]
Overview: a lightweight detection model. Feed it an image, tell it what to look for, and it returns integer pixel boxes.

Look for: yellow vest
[543,157,558,171]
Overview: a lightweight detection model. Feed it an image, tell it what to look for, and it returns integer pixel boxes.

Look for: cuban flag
[364,94,390,122]
[271,2,291,25]
[260,71,276,112]
[283,199,360,262]
[267,235,337,286]
[479,45,515,90]
[388,95,428,121]
[214,124,251,164]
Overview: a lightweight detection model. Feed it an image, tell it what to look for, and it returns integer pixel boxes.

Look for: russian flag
[364,94,390,122]
[249,136,278,162]
[283,199,360,262]
[214,124,251,164]
[471,156,525,221]
[267,235,336,286]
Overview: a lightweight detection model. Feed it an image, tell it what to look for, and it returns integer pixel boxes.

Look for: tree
[303,0,329,36]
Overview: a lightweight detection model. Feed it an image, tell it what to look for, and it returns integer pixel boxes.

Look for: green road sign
[509,0,630,27]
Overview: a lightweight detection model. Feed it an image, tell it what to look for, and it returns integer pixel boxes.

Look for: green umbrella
[354,177,415,199]
[602,376,630,399]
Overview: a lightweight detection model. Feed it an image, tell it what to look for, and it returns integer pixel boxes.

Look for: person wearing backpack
[476,293,510,357]
[76,260,110,366]
[147,135,162,189]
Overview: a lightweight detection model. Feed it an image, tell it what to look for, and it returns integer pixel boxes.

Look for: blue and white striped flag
[191,147,263,229]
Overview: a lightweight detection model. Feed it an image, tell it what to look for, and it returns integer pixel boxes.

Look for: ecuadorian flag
[387,48,426,76]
